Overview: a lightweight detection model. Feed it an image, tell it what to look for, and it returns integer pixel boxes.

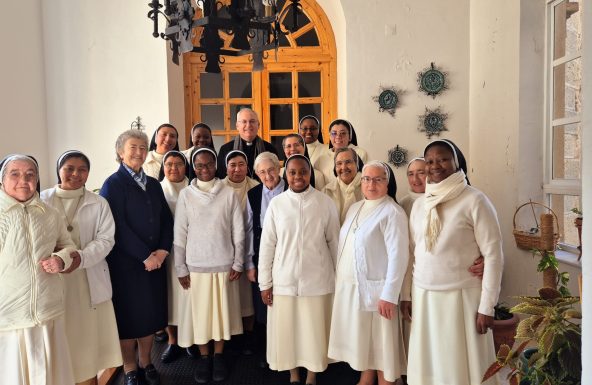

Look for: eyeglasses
[335,159,355,167]
[164,162,185,169]
[361,176,387,184]
[300,126,319,132]
[256,167,279,177]
[194,162,216,171]
[330,130,349,137]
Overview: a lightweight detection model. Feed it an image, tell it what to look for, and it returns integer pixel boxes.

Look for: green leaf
[514,296,552,307]
[539,327,556,355]
[511,303,548,316]
[515,318,536,339]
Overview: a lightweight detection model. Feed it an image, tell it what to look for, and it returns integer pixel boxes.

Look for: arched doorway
[182,0,337,154]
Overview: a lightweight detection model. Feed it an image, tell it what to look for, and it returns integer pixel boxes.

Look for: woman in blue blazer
[100,129,174,385]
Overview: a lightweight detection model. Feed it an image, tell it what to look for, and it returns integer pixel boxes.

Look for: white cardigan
[402,186,504,316]
[174,178,245,276]
[41,187,116,306]
[258,186,340,297]
[0,190,75,331]
[337,198,409,311]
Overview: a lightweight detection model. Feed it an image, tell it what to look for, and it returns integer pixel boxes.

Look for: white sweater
[403,186,504,316]
[173,178,245,276]
[258,186,340,297]
[41,187,116,306]
[337,197,409,311]
[143,150,164,179]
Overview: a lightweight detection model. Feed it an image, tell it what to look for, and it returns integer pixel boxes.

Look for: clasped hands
[178,267,241,290]
[144,249,168,271]
[40,251,81,274]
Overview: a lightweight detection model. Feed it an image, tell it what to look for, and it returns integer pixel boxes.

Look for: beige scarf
[424,170,467,251]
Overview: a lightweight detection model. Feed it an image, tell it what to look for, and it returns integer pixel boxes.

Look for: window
[544,0,582,252]
[183,0,337,160]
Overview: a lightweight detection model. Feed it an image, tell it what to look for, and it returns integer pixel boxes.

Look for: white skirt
[63,270,122,382]
[238,273,254,318]
[177,272,243,346]
[267,294,333,372]
[328,281,405,382]
[0,316,75,385]
[167,254,182,325]
[407,286,500,385]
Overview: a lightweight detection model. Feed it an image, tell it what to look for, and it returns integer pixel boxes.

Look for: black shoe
[242,331,255,356]
[186,344,200,358]
[212,353,228,382]
[194,355,211,384]
[124,370,139,385]
[138,364,160,385]
[154,331,167,343]
[160,344,182,364]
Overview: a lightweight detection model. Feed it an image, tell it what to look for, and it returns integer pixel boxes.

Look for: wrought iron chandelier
[148,0,303,73]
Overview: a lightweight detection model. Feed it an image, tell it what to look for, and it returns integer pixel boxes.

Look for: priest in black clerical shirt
[216,108,279,180]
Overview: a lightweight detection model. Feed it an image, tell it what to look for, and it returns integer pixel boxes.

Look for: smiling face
[329,123,350,150]
[299,118,319,144]
[59,157,89,190]
[227,155,248,184]
[255,159,281,190]
[283,136,305,158]
[335,149,358,185]
[193,152,216,182]
[120,137,148,172]
[285,158,311,193]
[191,126,213,148]
[424,144,456,184]
[2,159,38,202]
[407,159,427,193]
[163,154,186,183]
[236,109,260,142]
[361,165,388,200]
[155,126,178,154]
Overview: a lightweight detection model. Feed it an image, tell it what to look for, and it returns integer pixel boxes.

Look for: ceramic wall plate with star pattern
[387,145,408,168]
[418,62,447,98]
[419,107,448,139]
[372,86,402,117]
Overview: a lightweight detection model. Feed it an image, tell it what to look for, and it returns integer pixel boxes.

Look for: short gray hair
[333,147,358,164]
[253,151,280,172]
[115,130,149,163]
[237,107,259,121]
[362,160,390,182]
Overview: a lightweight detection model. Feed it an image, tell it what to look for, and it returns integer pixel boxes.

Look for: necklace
[56,194,83,232]
[352,201,365,233]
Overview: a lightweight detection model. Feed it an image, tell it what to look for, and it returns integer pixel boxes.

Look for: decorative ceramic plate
[387,145,408,168]
[418,63,447,97]
[372,86,402,117]
[419,107,448,138]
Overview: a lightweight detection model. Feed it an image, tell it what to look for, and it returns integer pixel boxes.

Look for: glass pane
[230,104,252,129]
[269,72,292,98]
[213,135,227,153]
[298,72,321,97]
[553,58,581,119]
[229,73,252,98]
[282,6,310,32]
[270,104,293,130]
[200,104,224,130]
[553,0,581,60]
[552,122,581,180]
[298,103,321,126]
[200,73,223,99]
[278,33,291,47]
[295,28,319,47]
[549,194,581,247]
[271,136,287,161]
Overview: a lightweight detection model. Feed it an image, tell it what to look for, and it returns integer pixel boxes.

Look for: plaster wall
[338,0,471,196]
[0,0,50,187]
[41,0,171,190]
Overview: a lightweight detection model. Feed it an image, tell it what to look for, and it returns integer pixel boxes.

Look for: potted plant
[492,303,520,352]
[482,287,581,385]
[531,249,571,297]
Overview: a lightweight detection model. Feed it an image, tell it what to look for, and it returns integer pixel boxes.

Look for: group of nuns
[0,111,503,385]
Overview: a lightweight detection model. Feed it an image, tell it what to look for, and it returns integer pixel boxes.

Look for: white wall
[41,0,171,190]
[0,0,50,187]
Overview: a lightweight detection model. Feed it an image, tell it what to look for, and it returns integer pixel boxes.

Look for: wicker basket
[512,202,559,251]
